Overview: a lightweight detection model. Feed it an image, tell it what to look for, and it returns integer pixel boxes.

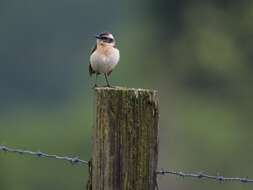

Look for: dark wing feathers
[91,44,97,54]
[89,45,97,76]
[89,64,95,76]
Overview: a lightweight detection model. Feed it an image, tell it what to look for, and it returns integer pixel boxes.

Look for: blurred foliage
[1,0,253,190]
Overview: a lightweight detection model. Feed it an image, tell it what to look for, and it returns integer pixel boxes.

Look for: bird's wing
[91,44,97,54]
[89,45,97,76]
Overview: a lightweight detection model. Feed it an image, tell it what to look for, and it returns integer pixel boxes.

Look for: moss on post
[91,87,159,190]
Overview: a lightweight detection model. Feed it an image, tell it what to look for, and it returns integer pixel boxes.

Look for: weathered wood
[90,87,159,190]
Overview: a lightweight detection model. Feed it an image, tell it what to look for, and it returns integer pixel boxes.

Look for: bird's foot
[107,85,115,88]
[102,84,115,88]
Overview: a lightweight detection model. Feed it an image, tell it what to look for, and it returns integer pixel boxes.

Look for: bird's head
[95,32,116,47]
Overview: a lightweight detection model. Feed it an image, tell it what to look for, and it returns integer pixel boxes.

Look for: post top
[94,86,157,93]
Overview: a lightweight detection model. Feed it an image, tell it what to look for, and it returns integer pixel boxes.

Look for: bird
[89,32,120,88]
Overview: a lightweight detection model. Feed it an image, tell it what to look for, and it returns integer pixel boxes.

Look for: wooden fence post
[89,87,159,190]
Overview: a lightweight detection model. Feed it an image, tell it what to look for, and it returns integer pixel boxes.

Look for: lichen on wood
[90,86,159,190]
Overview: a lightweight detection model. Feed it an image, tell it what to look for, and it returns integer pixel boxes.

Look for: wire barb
[0,145,88,165]
[156,169,253,183]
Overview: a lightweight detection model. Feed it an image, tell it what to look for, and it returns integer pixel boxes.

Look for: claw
[106,85,115,88]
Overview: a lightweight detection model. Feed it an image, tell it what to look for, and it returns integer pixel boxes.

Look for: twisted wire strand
[1,145,253,184]
[157,169,253,183]
[0,145,88,165]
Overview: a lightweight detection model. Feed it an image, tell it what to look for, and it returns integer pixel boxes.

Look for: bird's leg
[104,74,112,87]
[93,74,98,88]
[95,74,98,86]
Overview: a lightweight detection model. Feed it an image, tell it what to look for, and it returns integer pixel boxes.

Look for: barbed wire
[1,145,253,184]
[0,145,88,165]
[156,169,253,183]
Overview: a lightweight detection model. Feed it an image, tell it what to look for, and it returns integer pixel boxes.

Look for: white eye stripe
[99,33,115,40]
[100,37,114,42]
[108,34,114,39]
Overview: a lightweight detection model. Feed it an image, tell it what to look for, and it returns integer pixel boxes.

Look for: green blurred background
[1,0,253,189]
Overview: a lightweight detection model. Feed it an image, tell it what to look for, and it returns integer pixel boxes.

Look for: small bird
[89,32,120,87]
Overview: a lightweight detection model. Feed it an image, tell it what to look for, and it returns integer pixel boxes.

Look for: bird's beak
[95,35,100,39]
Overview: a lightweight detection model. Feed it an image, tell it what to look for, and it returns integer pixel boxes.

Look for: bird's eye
[107,38,113,43]
[101,37,114,43]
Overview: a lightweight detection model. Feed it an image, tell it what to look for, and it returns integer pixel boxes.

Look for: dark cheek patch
[100,37,114,43]
[104,39,113,43]
[107,38,113,43]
